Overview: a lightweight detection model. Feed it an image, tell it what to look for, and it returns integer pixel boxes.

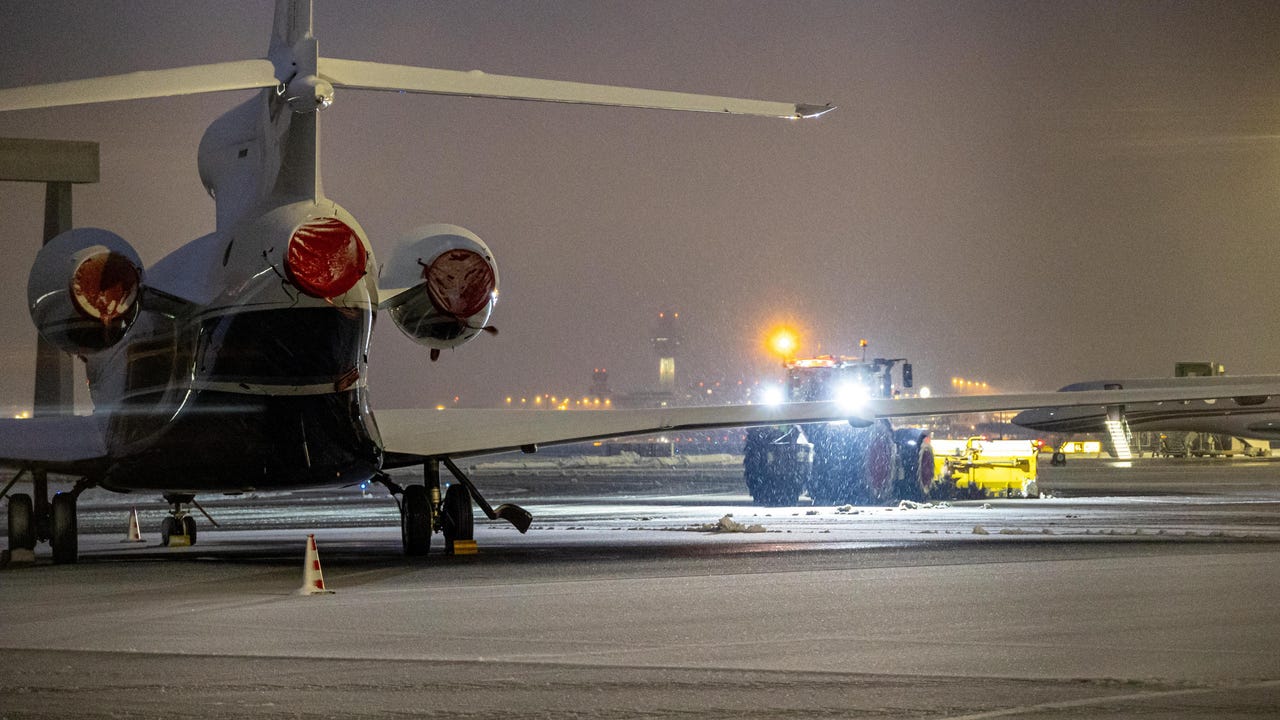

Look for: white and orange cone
[123,508,144,543]
[299,534,335,595]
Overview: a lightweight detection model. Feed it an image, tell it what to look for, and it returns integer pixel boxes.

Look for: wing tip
[794,103,836,119]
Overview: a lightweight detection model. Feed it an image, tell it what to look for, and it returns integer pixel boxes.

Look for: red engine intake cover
[69,250,141,324]
[285,217,367,298]
[423,248,496,318]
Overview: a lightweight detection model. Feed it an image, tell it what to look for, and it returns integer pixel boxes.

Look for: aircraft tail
[272,0,314,51]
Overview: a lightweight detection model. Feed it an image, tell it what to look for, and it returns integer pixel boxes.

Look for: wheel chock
[449,539,478,555]
[165,534,192,548]
[6,548,35,565]
[299,534,335,595]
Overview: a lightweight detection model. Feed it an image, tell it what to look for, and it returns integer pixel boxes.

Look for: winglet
[795,103,836,119]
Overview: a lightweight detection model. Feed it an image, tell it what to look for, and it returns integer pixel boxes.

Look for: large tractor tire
[743,427,805,506]
[806,423,853,505]
[893,429,934,503]
[849,420,898,504]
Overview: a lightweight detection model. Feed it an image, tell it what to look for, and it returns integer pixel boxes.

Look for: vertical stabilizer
[272,0,314,51]
[267,0,323,206]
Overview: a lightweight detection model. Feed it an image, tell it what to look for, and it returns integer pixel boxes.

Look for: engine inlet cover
[28,227,145,354]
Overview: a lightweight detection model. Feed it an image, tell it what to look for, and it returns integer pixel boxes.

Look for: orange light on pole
[768,327,799,360]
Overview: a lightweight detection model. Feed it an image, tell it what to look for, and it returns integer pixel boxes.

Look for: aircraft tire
[441,484,474,548]
[160,517,175,546]
[401,484,432,556]
[181,515,198,545]
[7,493,35,551]
[49,493,78,564]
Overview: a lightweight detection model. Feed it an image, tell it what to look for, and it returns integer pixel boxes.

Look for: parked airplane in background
[1013,374,1280,451]
[3,1,1278,563]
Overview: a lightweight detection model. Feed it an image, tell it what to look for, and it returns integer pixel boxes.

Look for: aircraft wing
[318,58,833,119]
[0,415,109,474]
[376,380,1280,465]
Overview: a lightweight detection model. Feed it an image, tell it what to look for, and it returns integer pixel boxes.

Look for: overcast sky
[2,1,1279,411]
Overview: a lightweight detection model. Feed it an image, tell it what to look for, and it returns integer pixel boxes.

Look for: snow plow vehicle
[743,354,933,506]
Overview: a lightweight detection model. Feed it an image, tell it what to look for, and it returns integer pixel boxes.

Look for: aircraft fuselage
[86,199,383,493]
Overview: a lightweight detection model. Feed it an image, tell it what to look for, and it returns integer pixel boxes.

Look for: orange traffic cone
[299,534,334,595]
[123,508,144,543]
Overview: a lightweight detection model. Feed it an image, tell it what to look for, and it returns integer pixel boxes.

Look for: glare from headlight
[760,385,785,407]
[835,382,871,413]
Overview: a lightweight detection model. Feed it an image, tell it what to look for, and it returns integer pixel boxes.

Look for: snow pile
[695,514,767,533]
[896,500,953,510]
[972,525,990,535]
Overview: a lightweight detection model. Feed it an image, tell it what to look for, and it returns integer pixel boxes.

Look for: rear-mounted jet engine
[379,224,498,360]
[27,228,144,354]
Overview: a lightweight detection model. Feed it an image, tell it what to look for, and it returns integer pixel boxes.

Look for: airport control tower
[651,311,683,394]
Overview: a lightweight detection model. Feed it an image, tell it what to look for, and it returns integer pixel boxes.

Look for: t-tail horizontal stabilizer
[316,58,833,119]
[0,55,833,121]
[0,60,281,112]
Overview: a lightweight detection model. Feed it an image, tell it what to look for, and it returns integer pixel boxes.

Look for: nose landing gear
[160,494,205,547]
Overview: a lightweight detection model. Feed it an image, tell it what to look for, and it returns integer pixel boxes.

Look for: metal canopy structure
[0,137,99,540]
[0,137,100,417]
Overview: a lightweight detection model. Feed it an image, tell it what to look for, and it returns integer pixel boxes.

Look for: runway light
[919,386,931,399]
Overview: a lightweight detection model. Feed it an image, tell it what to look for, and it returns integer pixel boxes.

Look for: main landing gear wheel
[49,492,78,564]
[7,493,35,552]
[441,484,474,551]
[401,484,433,556]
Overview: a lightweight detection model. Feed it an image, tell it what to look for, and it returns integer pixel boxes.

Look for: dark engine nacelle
[27,228,144,355]
[380,224,498,353]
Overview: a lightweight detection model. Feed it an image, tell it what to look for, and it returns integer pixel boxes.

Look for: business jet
[3,1,1277,563]
[1013,374,1280,450]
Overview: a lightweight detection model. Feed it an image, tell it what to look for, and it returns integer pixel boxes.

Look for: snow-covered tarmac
[2,457,1279,718]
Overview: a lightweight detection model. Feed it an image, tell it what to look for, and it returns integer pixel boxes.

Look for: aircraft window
[198,308,364,384]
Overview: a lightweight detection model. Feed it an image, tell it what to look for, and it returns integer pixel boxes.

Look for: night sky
[2,1,1279,413]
